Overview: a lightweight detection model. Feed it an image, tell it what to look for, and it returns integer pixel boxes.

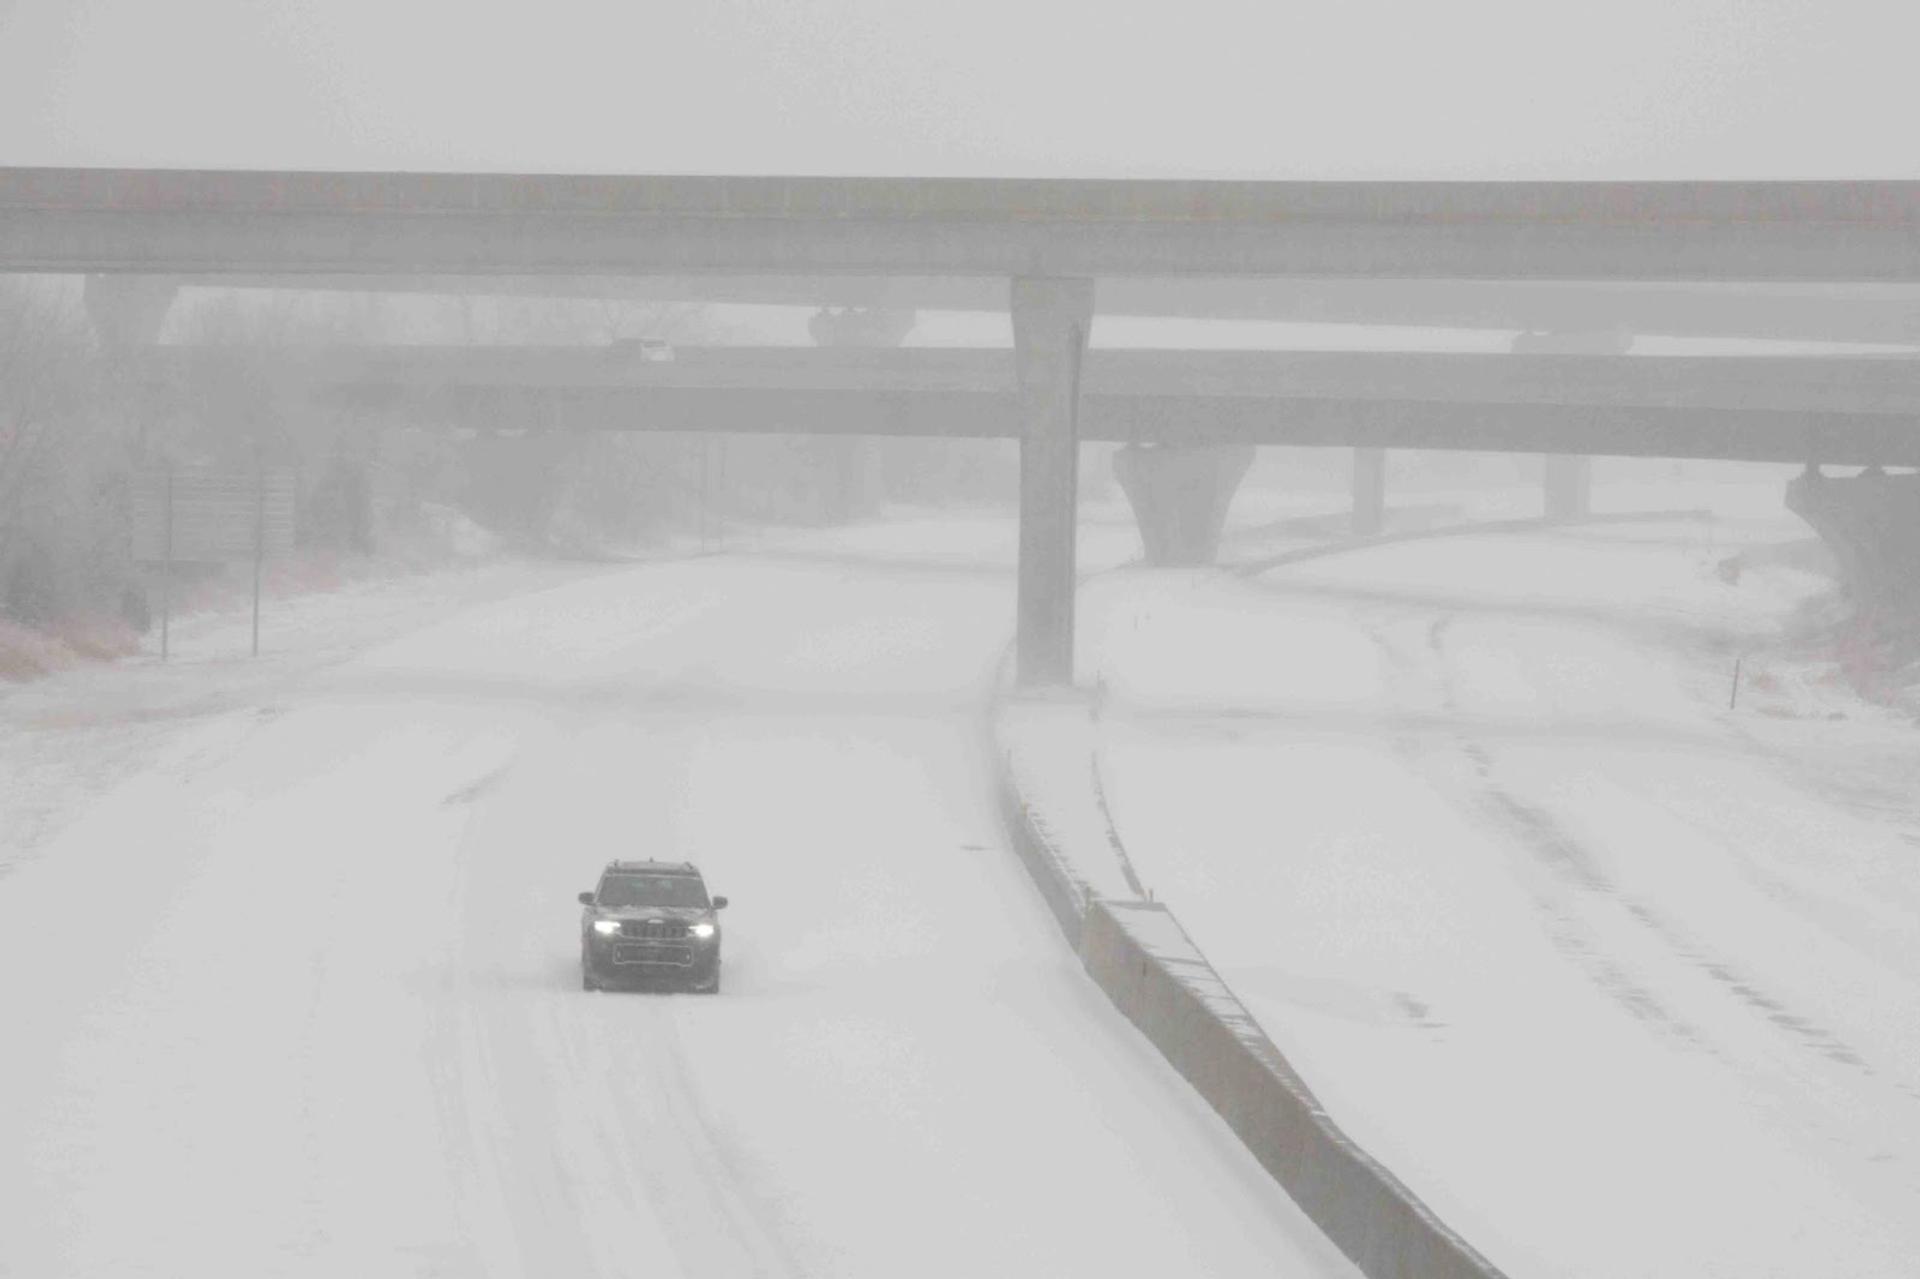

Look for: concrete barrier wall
[994,710,1507,1279]
[994,764,1089,950]
[1080,900,1506,1279]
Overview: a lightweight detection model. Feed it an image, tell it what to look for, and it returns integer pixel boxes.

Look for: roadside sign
[133,468,294,564]
[132,466,296,660]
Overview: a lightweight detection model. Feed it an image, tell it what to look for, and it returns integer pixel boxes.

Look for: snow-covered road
[0,548,1355,1278]
[1082,506,1920,1278]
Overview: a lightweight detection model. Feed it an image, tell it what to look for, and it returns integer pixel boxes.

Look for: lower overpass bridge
[148,340,1920,632]
[154,345,1920,466]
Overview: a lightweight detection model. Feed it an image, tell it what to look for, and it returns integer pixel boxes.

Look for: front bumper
[586,932,718,980]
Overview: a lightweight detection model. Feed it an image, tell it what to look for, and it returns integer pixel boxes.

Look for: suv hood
[594,905,711,922]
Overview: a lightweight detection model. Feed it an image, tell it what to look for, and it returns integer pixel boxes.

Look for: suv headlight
[591,919,622,936]
[690,922,716,940]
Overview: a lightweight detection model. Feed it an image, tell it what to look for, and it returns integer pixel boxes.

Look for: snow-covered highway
[0,547,1356,1278]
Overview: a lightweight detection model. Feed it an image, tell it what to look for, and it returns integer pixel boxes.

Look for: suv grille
[612,941,694,967]
[620,919,690,940]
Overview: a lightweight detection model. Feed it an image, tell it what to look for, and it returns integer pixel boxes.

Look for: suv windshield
[597,874,709,910]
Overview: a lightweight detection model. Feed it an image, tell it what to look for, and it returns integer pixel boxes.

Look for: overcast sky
[2,1,1917,178]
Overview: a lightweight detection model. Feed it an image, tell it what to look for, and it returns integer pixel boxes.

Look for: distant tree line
[0,278,1018,639]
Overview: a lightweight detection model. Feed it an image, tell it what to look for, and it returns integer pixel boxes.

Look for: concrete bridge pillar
[807,306,916,521]
[1352,447,1387,536]
[83,275,176,350]
[1543,454,1592,520]
[1786,463,1920,615]
[1013,277,1093,687]
[1513,328,1625,520]
[1113,443,1255,565]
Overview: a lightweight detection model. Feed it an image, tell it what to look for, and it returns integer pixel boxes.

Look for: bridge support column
[83,275,176,350]
[1543,454,1592,520]
[1013,277,1093,687]
[1514,329,1619,522]
[807,306,916,522]
[1113,443,1255,565]
[1786,464,1920,615]
[1352,447,1387,536]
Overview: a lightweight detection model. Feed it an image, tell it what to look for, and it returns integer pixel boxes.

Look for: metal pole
[160,464,173,661]
[700,437,712,552]
[1728,653,1743,710]
[251,461,264,658]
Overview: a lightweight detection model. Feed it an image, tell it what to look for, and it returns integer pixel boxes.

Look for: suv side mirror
[711,896,729,911]
[577,891,596,906]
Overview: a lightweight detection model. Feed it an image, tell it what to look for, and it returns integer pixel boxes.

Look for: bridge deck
[162,345,1920,416]
[6,169,1920,279]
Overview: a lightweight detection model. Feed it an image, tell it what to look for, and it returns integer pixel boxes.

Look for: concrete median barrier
[994,764,1090,950]
[995,703,1506,1279]
[1080,899,1505,1279]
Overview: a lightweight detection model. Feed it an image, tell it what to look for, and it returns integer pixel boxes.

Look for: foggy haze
[5,9,1920,1279]
[3,1,1918,177]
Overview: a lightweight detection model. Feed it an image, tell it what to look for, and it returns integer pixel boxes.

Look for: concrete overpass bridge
[8,167,1920,680]
[149,339,1920,615]
[8,169,1919,279]
[157,342,1920,465]
[115,275,1920,345]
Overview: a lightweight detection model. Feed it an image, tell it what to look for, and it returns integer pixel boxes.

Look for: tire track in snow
[434,714,803,1279]
[1227,515,1897,1086]
[1340,604,1713,1051]
[1413,610,1886,1080]
[631,1005,805,1278]
[1338,592,1888,1084]
[544,996,803,1279]
[1475,779,1716,1052]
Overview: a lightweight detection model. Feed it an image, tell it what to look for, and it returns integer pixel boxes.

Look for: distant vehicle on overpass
[604,336,673,362]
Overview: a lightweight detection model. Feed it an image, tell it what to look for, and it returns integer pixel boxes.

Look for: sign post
[252,462,265,658]
[160,465,173,661]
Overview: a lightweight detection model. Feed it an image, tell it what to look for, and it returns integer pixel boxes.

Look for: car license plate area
[614,943,693,967]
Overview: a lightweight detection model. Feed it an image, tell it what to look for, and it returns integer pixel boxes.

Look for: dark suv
[578,860,727,993]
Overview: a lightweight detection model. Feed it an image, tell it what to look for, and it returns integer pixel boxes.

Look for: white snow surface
[1063,498,1920,1278]
[0,530,1358,1278]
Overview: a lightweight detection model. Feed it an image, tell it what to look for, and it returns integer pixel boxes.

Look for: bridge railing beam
[1013,277,1094,688]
